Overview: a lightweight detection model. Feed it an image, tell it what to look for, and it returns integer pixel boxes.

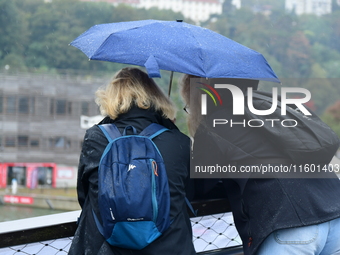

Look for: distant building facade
[285,0,332,16]
[80,0,241,23]
[141,0,222,23]
[231,0,241,9]
[0,72,108,167]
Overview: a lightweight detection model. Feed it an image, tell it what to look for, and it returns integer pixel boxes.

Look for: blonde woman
[69,68,196,255]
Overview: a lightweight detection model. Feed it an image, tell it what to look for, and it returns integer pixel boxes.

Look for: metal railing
[0,199,244,255]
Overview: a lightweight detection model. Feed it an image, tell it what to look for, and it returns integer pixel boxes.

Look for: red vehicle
[0,162,57,189]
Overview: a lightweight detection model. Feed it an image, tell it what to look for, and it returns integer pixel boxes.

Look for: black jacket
[192,105,340,255]
[69,107,196,255]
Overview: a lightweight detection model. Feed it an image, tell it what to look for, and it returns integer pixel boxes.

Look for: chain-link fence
[0,212,241,255]
[0,238,72,255]
[192,212,242,251]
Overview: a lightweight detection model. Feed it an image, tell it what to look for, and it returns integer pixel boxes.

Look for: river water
[0,204,68,222]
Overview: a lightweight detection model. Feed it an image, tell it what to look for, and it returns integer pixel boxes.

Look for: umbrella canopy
[70,19,280,83]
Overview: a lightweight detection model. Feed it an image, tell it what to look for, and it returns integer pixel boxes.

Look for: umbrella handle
[167,20,182,97]
[168,71,174,97]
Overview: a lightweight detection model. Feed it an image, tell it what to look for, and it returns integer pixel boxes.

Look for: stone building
[79,0,242,24]
[285,0,332,16]
[0,72,109,167]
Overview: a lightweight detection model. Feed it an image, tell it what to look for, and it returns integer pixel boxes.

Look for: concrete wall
[0,72,111,167]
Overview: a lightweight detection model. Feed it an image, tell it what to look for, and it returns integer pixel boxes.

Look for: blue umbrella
[70,19,280,89]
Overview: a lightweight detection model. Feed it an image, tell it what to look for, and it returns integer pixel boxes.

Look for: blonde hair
[95,67,176,120]
[180,74,204,137]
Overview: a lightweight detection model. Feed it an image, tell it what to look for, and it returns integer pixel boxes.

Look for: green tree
[284,31,313,77]
[0,0,29,70]
[24,0,115,71]
[329,10,340,52]
[304,77,338,115]
[323,60,340,77]
[2,0,340,85]
[322,100,340,138]
[299,14,332,47]
[222,0,235,15]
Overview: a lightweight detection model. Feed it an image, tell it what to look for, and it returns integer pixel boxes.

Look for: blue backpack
[93,123,171,250]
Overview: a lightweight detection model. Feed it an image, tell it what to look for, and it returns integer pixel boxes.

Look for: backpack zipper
[150,159,158,222]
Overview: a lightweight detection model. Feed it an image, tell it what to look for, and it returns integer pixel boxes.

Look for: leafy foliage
[322,100,340,138]
[0,0,339,131]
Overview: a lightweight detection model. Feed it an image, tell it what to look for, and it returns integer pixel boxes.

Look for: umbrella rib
[90,23,157,60]
[193,37,206,78]
[71,20,280,83]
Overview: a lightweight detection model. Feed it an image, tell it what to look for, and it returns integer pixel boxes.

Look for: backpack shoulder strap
[98,124,122,142]
[140,123,169,139]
